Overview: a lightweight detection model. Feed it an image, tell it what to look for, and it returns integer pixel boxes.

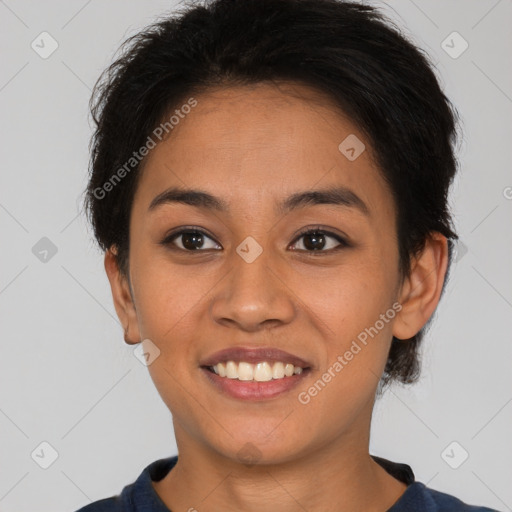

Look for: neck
[153,423,407,512]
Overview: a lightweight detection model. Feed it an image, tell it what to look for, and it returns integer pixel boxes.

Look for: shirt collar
[125,454,417,511]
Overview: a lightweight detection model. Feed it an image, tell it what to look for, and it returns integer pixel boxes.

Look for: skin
[105,81,448,512]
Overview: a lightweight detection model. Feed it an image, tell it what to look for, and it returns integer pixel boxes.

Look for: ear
[104,248,141,345]
[392,232,449,340]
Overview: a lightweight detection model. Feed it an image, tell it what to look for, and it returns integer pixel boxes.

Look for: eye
[160,225,349,253]
[289,227,348,253]
[161,227,222,251]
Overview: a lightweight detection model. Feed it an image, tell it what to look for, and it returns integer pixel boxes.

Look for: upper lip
[200,347,312,369]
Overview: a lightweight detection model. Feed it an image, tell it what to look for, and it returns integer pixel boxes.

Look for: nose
[210,242,296,333]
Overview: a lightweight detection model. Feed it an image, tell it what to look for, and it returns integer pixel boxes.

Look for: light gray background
[1,1,511,511]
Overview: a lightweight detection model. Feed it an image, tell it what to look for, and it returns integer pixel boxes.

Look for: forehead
[133,82,392,219]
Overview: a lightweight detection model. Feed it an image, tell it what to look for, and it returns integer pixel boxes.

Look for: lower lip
[200,367,310,401]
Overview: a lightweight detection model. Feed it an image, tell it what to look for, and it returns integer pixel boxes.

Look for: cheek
[295,294,395,432]
[296,259,397,396]
[131,247,211,338]
[294,257,396,337]
[134,262,207,413]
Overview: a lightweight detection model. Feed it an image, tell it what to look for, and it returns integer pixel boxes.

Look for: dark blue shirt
[74,455,500,511]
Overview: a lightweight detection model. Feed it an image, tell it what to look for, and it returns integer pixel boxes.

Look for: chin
[208,430,309,467]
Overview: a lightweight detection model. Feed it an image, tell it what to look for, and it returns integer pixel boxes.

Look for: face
[115,82,407,465]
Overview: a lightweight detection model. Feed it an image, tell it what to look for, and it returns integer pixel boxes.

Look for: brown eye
[290,228,348,252]
[162,228,221,251]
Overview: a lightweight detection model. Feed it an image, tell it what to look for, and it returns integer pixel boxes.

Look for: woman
[77,0,498,510]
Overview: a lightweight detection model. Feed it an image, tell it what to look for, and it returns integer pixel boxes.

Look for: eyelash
[160,225,349,254]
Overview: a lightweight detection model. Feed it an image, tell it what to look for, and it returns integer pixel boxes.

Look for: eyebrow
[148,185,370,216]
[277,186,369,216]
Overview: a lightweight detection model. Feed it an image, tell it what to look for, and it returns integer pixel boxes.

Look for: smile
[208,360,304,381]
[199,346,312,400]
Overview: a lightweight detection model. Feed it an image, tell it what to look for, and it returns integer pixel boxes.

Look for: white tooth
[254,362,273,382]
[226,360,238,379]
[215,361,301,380]
[284,363,294,377]
[217,362,226,377]
[272,362,285,379]
[238,362,254,381]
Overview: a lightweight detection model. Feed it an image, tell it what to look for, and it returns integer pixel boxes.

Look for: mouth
[203,361,306,380]
[199,346,312,400]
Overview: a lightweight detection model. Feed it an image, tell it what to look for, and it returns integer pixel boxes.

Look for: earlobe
[104,248,141,345]
[392,233,449,341]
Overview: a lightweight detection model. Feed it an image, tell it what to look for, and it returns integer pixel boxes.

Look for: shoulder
[372,455,499,512]
[393,481,500,512]
[72,456,178,512]
[426,484,499,512]
[74,497,122,512]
